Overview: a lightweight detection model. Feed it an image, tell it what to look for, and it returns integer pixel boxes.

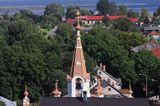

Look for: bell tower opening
[75,78,82,97]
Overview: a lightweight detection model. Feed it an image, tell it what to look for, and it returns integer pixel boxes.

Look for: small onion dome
[52,80,62,97]
[24,87,29,97]
[75,25,81,30]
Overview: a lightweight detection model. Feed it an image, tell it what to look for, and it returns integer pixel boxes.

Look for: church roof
[40,97,150,106]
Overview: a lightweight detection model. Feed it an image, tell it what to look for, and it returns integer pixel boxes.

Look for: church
[22,10,150,106]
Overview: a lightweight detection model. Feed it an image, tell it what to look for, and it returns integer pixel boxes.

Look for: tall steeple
[68,10,90,80]
[67,10,90,97]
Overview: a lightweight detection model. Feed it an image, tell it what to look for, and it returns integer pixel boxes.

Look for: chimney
[103,65,106,71]
[100,63,102,69]
[83,91,88,102]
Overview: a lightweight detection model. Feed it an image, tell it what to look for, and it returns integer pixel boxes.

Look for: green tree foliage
[102,16,110,27]
[44,4,64,19]
[131,50,160,81]
[127,9,139,18]
[96,0,117,15]
[40,15,59,29]
[83,28,137,82]
[112,18,133,31]
[153,6,160,16]
[118,5,128,16]
[65,6,92,19]
[139,8,150,23]
[115,31,147,50]
[0,17,66,101]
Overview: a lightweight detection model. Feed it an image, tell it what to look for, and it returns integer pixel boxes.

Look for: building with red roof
[151,47,160,58]
[66,15,138,26]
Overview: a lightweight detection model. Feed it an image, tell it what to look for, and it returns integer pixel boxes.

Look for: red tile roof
[66,16,137,24]
[107,16,126,21]
[66,19,76,24]
[129,18,139,23]
[149,31,160,36]
[151,47,160,58]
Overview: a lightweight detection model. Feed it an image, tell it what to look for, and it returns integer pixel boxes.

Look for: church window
[108,88,111,91]
[76,78,82,90]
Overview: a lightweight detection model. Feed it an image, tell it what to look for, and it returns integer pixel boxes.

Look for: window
[108,88,111,91]
[76,78,82,90]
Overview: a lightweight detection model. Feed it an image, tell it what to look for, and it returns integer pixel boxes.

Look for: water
[0,0,159,15]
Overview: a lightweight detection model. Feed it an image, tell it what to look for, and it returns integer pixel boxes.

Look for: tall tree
[96,0,117,15]
[118,5,128,16]
[127,9,139,18]
[44,3,64,19]
[112,18,133,32]
[139,8,150,23]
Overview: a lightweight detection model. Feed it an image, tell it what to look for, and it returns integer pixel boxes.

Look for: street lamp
[139,73,148,97]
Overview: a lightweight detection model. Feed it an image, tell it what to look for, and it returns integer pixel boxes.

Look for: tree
[83,28,137,82]
[65,6,79,19]
[44,3,64,19]
[40,15,59,29]
[131,50,160,81]
[112,18,133,31]
[115,31,147,50]
[127,9,139,18]
[118,5,128,16]
[153,6,160,16]
[65,6,92,19]
[102,16,110,27]
[139,8,150,23]
[96,0,117,15]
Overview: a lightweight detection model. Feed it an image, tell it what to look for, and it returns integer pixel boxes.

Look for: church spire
[68,10,90,80]
[67,10,90,97]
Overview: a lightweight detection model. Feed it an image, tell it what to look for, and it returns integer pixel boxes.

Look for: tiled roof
[149,31,160,36]
[151,46,160,58]
[129,18,139,23]
[66,19,76,24]
[107,16,125,21]
[40,97,150,106]
[66,16,137,24]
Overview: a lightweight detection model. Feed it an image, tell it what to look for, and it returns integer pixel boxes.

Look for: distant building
[131,40,160,58]
[66,15,138,26]
[143,25,160,34]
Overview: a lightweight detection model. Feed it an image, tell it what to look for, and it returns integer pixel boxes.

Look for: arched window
[76,78,82,90]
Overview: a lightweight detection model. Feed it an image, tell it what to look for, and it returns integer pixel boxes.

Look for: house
[90,65,133,98]
[148,31,160,42]
[131,41,160,58]
[66,15,138,26]
[143,25,160,34]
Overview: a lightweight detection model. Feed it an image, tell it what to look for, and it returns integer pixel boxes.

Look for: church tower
[67,10,90,97]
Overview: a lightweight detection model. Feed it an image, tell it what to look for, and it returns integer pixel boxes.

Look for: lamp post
[139,74,148,97]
